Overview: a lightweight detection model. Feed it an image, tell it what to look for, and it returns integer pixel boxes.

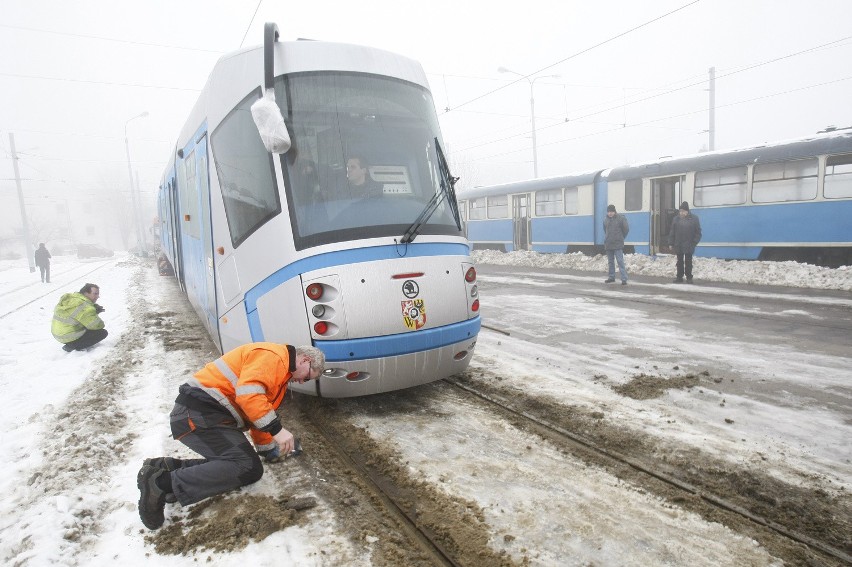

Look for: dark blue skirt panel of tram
[317,316,480,361]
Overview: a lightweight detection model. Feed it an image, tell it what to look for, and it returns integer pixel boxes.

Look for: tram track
[0,261,113,319]
[444,375,852,566]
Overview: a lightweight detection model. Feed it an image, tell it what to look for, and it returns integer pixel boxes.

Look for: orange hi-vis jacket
[184,342,296,452]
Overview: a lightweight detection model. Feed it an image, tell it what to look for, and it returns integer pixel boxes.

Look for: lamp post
[125,111,149,256]
[498,67,560,178]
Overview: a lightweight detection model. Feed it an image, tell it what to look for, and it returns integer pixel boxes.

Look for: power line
[0,71,202,92]
[240,0,265,48]
[454,35,852,154]
[443,0,702,114]
[0,23,224,54]
[462,74,852,165]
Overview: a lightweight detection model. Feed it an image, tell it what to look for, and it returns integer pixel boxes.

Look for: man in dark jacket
[668,201,702,283]
[603,204,629,285]
[34,243,51,283]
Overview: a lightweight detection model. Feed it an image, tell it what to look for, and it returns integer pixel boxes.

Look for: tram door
[650,176,683,254]
[512,193,530,251]
[179,135,221,348]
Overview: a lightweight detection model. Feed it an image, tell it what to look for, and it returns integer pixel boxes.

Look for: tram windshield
[273,72,463,250]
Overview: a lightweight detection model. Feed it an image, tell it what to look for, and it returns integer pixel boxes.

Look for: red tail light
[306,283,324,301]
[314,321,328,334]
[471,299,480,312]
[465,266,477,283]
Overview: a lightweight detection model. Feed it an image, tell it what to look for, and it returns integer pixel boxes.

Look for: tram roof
[606,130,852,181]
[458,171,602,199]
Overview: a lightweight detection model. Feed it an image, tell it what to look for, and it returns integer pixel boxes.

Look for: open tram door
[512,193,531,251]
[650,176,683,255]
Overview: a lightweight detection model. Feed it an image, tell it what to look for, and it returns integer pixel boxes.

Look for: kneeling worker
[51,283,108,352]
[137,342,325,530]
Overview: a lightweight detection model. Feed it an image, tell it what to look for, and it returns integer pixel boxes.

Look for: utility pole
[708,67,716,151]
[9,133,35,272]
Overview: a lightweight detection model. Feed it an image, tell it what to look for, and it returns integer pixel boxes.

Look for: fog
[2,0,851,257]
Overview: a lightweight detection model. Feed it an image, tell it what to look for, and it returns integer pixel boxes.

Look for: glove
[259,446,283,463]
[94,304,105,313]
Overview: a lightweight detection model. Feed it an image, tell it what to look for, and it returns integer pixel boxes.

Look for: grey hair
[296,345,326,373]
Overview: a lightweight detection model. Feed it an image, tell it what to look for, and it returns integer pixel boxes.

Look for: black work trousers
[65,328,108,350]
[168,393,264,506]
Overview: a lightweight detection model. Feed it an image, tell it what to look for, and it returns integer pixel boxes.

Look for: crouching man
[137,342,325,529]
[51,283,108,352]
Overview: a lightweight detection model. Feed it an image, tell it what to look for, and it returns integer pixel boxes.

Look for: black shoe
[673,278,684,283]
[137,465,169,529]
[141,458,182,503]
[62,343,75,352]
[604,278,615,283]
[686,278,693,284]
[143,456,185,471]
[621,280,628,285]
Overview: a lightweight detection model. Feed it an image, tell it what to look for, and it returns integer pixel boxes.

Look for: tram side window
[487,195,508,218]
[753,158,817,203]
[824,153,852,199]
[211,90,281,247]
[469,198,486,220]
[694,167,747,206]
[535,189,562,216]
[625,178,642,211]
[564,186,579,215]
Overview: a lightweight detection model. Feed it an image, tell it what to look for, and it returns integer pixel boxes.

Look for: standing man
[51,283,108,351]
[34,243,51,283]
[669,201,702,283]
[603,204,629,285]
[137,342,326,530]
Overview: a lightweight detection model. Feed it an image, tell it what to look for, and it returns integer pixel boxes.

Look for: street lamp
[125,111,149,256]
[498,67,560,178]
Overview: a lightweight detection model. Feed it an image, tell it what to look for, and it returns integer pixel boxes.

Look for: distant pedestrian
[603,204,629,285]
[136,342,325,530]
[34,243,51,283]
[668,201,702,283]
[51,283,108,351]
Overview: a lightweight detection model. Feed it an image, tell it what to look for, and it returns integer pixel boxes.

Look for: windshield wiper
[400,138,461,244]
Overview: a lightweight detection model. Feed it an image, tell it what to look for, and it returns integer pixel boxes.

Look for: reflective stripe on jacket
[51,292,104,343]
[186,343,296,451]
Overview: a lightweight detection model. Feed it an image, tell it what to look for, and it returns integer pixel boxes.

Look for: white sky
[1,253,848,564]
[2,0,851,217]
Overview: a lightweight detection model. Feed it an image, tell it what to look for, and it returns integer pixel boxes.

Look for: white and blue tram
[157,24,480,397]
[459,131,852,267]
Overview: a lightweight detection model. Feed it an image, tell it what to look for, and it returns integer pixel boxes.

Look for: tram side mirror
[251,89,291,154]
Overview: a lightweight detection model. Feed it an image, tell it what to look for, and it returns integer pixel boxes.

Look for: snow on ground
[0,251,848,565]
[471,249,852,291]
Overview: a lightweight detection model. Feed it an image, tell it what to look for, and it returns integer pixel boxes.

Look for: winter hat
[607,204,616,212]
[679,201,690,211]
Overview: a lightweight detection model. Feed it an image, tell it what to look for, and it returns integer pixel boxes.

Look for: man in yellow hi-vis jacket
[51,283,108,352]
[136,342,325,530]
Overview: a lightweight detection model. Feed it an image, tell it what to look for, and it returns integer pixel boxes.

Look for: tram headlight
[311,304,326,318]
[306,282,324,301]
[470,284,478,298]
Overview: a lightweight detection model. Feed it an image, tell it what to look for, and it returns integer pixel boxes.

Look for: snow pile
[471,249,852,291]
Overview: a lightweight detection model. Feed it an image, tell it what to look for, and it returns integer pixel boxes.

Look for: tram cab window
[211,90,281,247]
[271,72,462,250]
[753,158,818,203]
[824,153,852,199]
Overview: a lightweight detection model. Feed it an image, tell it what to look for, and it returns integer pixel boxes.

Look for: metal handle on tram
[264,22,279,91]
